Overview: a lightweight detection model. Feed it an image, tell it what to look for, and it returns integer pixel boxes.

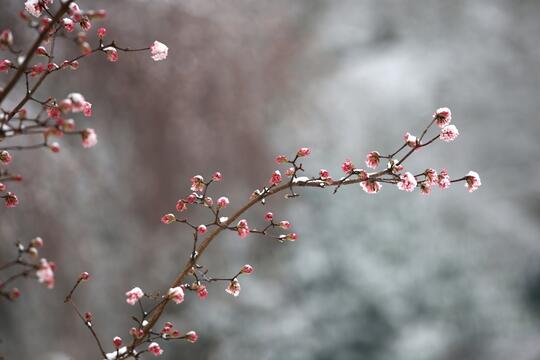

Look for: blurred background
[1,0,540,359]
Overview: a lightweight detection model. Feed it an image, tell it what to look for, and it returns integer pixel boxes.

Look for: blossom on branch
[150,41,168,61]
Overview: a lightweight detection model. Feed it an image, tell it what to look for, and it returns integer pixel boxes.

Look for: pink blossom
[365,151,381,169]
[465,171,481,192]
[0,30,13,47]
[103,47,118,62]
[80,271,90,281]
[190,175,205,192]
[168,286,184,304]
[185,331,198,343]
[279,220,291,230]
[275,155,288,164]
[437,169,451,189]
[397,172,418,192]
[186,193,198,204]
[25,0,42,17]
[9,288,21,300]
[62,18,74,32]
[82,101,92,117]
[176,200,187,212]
[31,237,44,248]
[360,180,382,194]
[47,106,61,119]
[47,62,59,71]
[424,168,438,185]
[225,279,241,297]
[161,213,176,224]
[241,264,253,274]
[212,171,222,181]
[161,323,172,334]
[68,3,81,17]
[150,41,168,61]
[84,312,93,322]
[269,170,282,185]
[81,128,98,148]
[0,183,5,192]
[0,59,11,73]
[319,169,330,180]
[97,27,107,39]
[285,233,298,241]
[356,169,369,181]
[36,258,55,289]
[341,159,354,174]
[30,63,45,77]
[264,212,273,222]
[0,150,12,164]
[217,196,229,208]
[403,132,417,147]
[237,219,250,239]
[197,285,208,299]
[36,46,48,56]
[148,342,164,356]
[419,181,432,195]
[297,147,311,157]
[58,98,73,112]
[125,287,144,305]
[285,167,295,176]
[4,192,19,208]
[197,224,207,234]
[434,107,452,128]
[80,17,92,31]
[113,336,122,348]
[68,93,86,111]
[440,125,459,142]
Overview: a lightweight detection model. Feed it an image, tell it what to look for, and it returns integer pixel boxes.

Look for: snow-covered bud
[269,170,282,185]
[80,272,90,281]
[217,196,229,208]
[0,150,13,165]
[148,342,164,356]
[197,225,207,234]
[297,147,311,157]
[168,286,184,304]
[264,212,273,222]
[125,287,144,305]
[113,336,123,348]
[0,30,13,47]
[161,213,176,224]
[185,331,198,343]
[241,264,253,274]
[103,47,118,62]
[30,237,44,248]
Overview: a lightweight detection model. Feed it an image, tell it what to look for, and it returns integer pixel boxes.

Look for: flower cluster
[0,237,55,300]
[60,106,482,358]
[1,0,168,208]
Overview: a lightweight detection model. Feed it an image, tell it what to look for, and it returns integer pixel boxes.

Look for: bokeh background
[1,0,540,359]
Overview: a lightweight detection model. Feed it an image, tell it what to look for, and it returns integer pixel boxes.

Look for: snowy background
[1,1,540,359]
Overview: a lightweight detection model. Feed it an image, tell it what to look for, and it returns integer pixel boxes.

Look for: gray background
[1,1,540,359]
